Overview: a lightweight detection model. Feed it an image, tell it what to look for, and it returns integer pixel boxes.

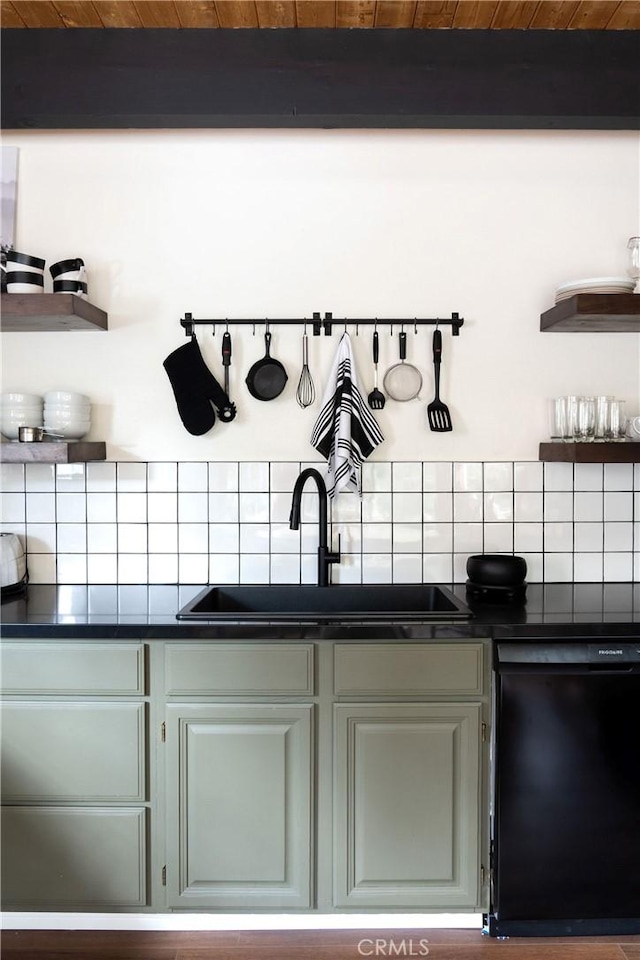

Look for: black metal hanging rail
[180,311,464,337]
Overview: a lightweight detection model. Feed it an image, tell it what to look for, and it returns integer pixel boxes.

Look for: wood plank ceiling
[2,0,639,30]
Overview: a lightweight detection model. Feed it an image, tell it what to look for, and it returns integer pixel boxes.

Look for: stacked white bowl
[44,391,91,440]
[0,393,43,439]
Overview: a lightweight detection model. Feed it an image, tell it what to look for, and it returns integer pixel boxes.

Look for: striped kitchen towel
[311,332,384,498]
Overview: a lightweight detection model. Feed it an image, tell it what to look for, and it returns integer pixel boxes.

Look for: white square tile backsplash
[86,461,116,492]
[514,461,543,491]
[422,461,452,492]
[392,462,422,491]
[178,461,208,491]
[454,461,483,492]
[25,492,54,524]
[3,459,640,585]
[147,461,178,492]
[25,463,56,492]
[574,463,604,491]
[483,462,513,492]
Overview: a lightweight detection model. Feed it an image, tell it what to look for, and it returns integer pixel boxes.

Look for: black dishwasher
[486,640,640,937]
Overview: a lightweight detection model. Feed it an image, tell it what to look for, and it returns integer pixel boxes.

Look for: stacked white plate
[0,393,44,439]
[44,391,91,440]
[555,277,636,303]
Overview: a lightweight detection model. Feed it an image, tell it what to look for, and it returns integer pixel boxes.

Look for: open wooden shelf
[1,293,108,331]
[540,293,640,332]
[539,442,640,463]
[1,441,106,463]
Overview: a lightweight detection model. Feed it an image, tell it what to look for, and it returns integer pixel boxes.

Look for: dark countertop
[2,583,640,641]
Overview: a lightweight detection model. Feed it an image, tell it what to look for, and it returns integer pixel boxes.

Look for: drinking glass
[604,399,627,442]
[574,396,596,442]
[563,395,580,442]
[595,395,614,441]
[627,236,640,293]
[549,398,567,441]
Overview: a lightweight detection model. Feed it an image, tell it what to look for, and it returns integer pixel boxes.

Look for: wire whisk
[296,329,315,408]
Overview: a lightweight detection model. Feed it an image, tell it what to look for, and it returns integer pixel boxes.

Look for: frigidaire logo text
[357,939,429,956]
[598,649,623,656]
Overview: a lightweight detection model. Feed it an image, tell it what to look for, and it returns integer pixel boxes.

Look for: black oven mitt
[163,338,236,435]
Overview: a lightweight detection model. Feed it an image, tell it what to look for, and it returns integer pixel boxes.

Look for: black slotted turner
[367,330,385,409]
[427,328,452,432]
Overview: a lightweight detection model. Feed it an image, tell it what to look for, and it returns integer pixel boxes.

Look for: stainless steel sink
[176,583,472,622]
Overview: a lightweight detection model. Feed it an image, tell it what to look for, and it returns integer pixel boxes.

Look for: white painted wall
[2,129,638,462]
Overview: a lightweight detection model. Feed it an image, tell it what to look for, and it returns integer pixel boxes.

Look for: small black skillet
[245,331,288,401]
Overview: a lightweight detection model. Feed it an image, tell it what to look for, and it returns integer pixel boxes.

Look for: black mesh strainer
[383,331,422,402]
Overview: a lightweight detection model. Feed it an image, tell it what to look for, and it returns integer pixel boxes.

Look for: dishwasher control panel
[497,640,640,665]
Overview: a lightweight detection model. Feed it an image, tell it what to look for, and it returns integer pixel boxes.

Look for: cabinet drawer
[1,702,146,801]
[165,643,315,696]
[334,643,484,696]
[0,642,144,695]
[0,806,147,908]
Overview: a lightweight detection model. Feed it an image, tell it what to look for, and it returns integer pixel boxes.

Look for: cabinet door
[334,703,481,909]
[166,703,313,909]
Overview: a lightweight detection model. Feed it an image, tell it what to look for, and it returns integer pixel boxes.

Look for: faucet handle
[328,532,341,565]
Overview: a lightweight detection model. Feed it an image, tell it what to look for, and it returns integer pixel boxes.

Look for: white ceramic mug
[6,250,45,275]
[6,271,45,293]
[50,258,87,297]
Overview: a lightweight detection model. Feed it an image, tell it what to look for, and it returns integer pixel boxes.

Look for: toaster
[1,533,28,596]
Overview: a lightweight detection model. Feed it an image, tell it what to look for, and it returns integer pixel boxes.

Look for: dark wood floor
[2,929,640,960]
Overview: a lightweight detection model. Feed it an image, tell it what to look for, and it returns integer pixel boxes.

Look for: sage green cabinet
[1,701,146,802]
[0,635,488,915]
[1,806,147,909]
[0,640,148,911]
[162,643,315,909]
[165,703,313,908]
[332,642,487,911]
[0,642,145,696]
[333,702,481,908]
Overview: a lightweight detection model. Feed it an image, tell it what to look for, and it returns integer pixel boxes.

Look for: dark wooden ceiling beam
[528,1,580,29]
[2,27,638,130]
[452,1,499,28]
[489,1,537,29]
[3,0,639,28]
[174,1,220,28]
[214,0,259,26]
[91,1,143,27]
[295,0,335,25]
[374,1,417,28]
[255,0,297,27]
[569,0,625,28]
[413,2,457,29]
[336,1,376,28]
[133,1,182,28]
[53,1,104,27]
[0,1,26,26]
[8,0,64,26]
